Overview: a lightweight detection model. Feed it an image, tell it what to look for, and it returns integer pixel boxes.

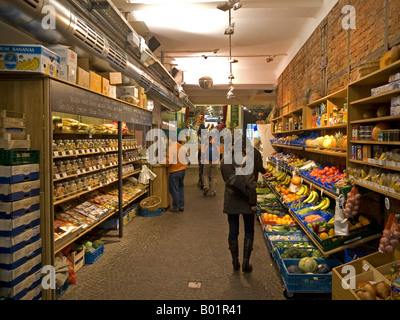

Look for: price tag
[362,262,370,272]
[61,151,66,156]
[88,186,92,191]
[75,150,80,155]
[321,189,324,197]
[82,169,86,173]
[385,197,390,210]
[62,173,68,178]
[54,174,61,180]
[77,170,81,175]
[53,151,59,157]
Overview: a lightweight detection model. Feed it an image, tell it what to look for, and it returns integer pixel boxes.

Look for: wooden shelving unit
[347,59,400,203]
[0,74,153,300]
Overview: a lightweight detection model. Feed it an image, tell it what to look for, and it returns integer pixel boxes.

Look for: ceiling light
[224,24,235,35]
[217,0,241,12]
[228,58,238,63]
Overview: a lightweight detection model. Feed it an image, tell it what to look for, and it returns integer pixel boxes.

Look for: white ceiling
[112,0,338,106]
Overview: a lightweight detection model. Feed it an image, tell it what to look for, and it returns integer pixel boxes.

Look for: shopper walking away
[164,138,188,212]
[220,138,257,272]
[202,136,221,196]
[197,116,206,189]
[252,137,267,182]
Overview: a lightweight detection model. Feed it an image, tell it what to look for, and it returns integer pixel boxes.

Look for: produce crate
[67,249,85,272]
[0,150,39,165]
[281,258,342,297]
[313,222,381,252]
[84,244,104,264]
[0,110,26,129]
[274,247,324,270]
[139,207,162,217]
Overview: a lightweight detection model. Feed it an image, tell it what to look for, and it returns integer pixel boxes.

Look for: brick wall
[276,0,400,110]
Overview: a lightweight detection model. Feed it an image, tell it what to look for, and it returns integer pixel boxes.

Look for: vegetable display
[379,213,400,254]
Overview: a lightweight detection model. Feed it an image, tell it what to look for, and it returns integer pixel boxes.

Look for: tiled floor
[59,167,329,301]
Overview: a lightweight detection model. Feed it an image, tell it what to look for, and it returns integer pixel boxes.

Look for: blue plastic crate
[84,244,104,264]
[273,247,321,270]
[139,207,162,217]
[281,258,342,295]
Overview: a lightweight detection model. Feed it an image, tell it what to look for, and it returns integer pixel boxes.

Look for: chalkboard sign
[50,79,152,126]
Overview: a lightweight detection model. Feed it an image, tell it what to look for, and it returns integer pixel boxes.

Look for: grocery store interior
[1,0,400,304]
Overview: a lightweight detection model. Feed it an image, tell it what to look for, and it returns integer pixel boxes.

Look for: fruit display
[356,282,392,300]
[305,132,347,150]
[262,213,295,226]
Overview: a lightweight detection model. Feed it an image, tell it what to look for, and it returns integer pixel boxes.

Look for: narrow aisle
[60,167,286,300]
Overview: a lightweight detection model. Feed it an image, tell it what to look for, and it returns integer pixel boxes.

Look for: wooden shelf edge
[349,159,400,172]
[350,115,400,124]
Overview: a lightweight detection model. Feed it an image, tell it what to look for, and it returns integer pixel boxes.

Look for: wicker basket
[140,196,161,211]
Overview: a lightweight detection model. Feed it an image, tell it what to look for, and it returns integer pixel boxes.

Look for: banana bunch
[296,185,308,196]
[282,175,291,186]
[266,164,275,172]
[276,171,287,181]
[304,190,319,204]
[310,197,331,211]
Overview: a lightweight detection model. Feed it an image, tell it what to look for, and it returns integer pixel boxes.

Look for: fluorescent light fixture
[128,0,220,3]
[133,6,225,34]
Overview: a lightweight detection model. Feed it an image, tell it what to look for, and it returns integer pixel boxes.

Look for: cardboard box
[109,85,117,99]
[46,45,77,83]
[0,44,60,77]
[101,77,110,96]
[89,71,102,94]
[77,58,90,72]
[117,86,138,99]
[100,72,122,85]
[77,67,89,89]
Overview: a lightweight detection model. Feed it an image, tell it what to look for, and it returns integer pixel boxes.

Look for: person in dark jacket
[252,138,267,182]
[220,137,257,272]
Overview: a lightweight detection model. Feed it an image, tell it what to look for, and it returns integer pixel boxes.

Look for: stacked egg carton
[0,111,41,300]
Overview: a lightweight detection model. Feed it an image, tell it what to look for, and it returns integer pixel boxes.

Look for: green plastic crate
[0,150,39,165]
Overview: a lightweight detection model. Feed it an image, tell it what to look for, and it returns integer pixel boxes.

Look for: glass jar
[52,162,58,175]
[54,183,65,199]
[76,139,84,150]
[57,161,66,175]
[76,178,83,191]
[52,140,58,152]
[56,140,65,152]
[69,180,78,195]
[71,160,79,172]
[64,160,73,174]
[82,139,89,150]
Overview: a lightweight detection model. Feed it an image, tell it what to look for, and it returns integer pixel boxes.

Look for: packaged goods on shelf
[371,79,400,96]
[389,72,400,83]
[89,71,102,94]
[77,67,89,89]
[0,45,60,77]
[391,96,400,116]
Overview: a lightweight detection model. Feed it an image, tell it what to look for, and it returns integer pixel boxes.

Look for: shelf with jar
[347,58,400,200]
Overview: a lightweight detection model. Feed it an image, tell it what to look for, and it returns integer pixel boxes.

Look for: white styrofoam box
[0,238,41,270]
[19,283,42,300]
[109,85,117,99]
[0,45,60,77]
[45,45,77,83]
[0,180,40,202]
[0,163,39,184]
[0,210,40,237]
[0,254,41,286]
[0,269,41,300]
[0,195,40,219]
[0,224,40,254]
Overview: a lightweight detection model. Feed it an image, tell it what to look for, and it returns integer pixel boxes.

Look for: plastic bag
[379,213,400,254]
[334,194,349,236]
[138,165,156,185]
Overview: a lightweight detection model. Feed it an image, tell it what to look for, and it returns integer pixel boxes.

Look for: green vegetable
[92,240,103,249]
[312,250,324,259]
[299,257,318,273]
